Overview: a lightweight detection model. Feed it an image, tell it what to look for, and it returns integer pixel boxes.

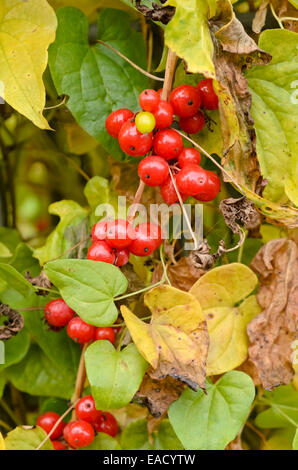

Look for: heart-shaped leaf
[168,371,255,450]
[45,259,128,326]
[85,340,148,410]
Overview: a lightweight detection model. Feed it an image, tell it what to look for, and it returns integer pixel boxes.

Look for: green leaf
[154,420,184,450]
[5,344,77,399]
[9,243,40,277]
[45,259,128,326]
[40,397,69,418]
[0,329,30,372]
[168,371,255,450]
[120,419,153,450]
[293,429,298,450]
[164,0,215,76]
[34,200,88,266]
[0,242,12,258]
[255,385,298,429]
[246,29,298,204]
[85,340,148,410]
[81,432,121,450]
[0,264,35,305]
[263,427,296,451]
[0,227,21,255]
[49,7,148,161]
[0,373,6,399]
[5,426,53,450]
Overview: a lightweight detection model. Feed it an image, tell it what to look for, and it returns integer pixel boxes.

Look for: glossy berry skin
[139,89,160,112]
[129,223,162,257]
[153,100,174,129]
[36,412,65,439]
[105,109,134,138]
[75,395,101,423]
[170,85,201,118]
[115,248,129,267]
[160,175,188,205]
[67,317,95,344]
[44,299,74,328]
[93,412,118,437]
[106,219,134,249]
[179,111,205,134]
[51,440,67,450]
[194,170,221,201]
[197,79,218,110]
[87,241,116,264]
[91,220,108,242]
[135,112,156,134]
[94,327,115,344]
[153,129,183,161]
[178,147,201,168]
[176,164,209,197]
[138,156,169,187]
[118,119,153,157]
[63,420,95,449]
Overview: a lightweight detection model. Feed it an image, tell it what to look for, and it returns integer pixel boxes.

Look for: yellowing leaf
[121,285,209,390]
[190,263,260,375]
[164,0,215,76]
[0,432,5,450]
[0,0,57,129]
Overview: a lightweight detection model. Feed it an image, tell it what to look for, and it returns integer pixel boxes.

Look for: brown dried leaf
[273,0,298,32]
[248,239,298,390]
[220,196,263,237]
[134,371,185,418]
[152,256,204,291]
[26,271,52,297]
[252,0,269,34]
[0,304,24,340]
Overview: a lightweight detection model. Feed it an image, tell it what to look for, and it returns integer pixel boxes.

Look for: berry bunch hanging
[105,79,221,206]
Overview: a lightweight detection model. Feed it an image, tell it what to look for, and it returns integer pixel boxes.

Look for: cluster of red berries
[105,79,220,205]
[87,218,162,265]
[36,395,118,450]
[44,298,117,344]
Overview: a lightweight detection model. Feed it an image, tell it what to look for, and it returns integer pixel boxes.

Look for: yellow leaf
[190,263,260,375]
[0,432,5,450]
[121,285,209,390]
[0,0,57,129]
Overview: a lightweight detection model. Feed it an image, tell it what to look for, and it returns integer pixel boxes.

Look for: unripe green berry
[135,111,156,134]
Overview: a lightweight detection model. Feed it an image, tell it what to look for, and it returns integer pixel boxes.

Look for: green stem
[114,280,164,302]
[270,3,284,29]
[117,327,127,352]
[160,245,171,285]
[237,230,246,263]
[0,419,12,431]
[32,286,59,295]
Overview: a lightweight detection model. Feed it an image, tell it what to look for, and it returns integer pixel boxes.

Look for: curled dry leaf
[135,0,175,25]
[25,271,52,297]
[0,304,24,340]
[121,285,209,391]
[220,196,263,238]
[252,0,270,34]
[248,239,298,390]
[253,1,298,33]
[152,256,204,291]
[134,371,185,418]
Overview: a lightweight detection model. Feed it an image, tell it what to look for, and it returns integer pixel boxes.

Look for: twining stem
[44,96,67,110]
[97,40,164,82]
[161,49,177,101]
[128,180,146,223]
[45,235,91,264]
[169,169,199,250]
[114,279,164,302]
[270,3,284,29]
[35,401,78,450]
[160,245,171,285]
[0,419,12,431]
[71,343,89,420]
[174,129,245,196]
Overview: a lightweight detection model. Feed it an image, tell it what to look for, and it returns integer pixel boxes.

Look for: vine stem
[174,129,245,196]
[270,3,284,29]
[97,40,164,82]
[71,342,89,420]
[114,279,164,301]
[128,179,146,223]
[35,401,78,450]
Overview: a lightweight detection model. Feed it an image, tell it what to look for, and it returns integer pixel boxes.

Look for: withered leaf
[134,371,185,418]
[0,304,24,340]
[248,238,298,390]
[152,256,204,291]
[220,196,262,237]
[121,285,209,391]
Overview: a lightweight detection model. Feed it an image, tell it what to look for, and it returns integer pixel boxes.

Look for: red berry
[197,79,218,110]
[105,219,134,249]
[51,440,67,450]
[157,88,163,98]
[67,317,95,344]
[170,85,201,118]
[160,175,188,205]
[115,248,129,267]
[63,420,95,449]
[194,170,221,201]
[139,89,160,112]
[94,327,115,344]
[153,129,183,161]
[105,109,134,138]
[87,241,116,264]
[91,220,108,242]
[118,119,153,157]
[153,100,174,129]
[75,395,101,423]
[129,223,162,257]
[176,164,209,197]
[36,412,65,439]
[178,147,201,168]
[93,412,118,437]
[44,299,74,328]
[138,156,169,187]
[179,111,205,134]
